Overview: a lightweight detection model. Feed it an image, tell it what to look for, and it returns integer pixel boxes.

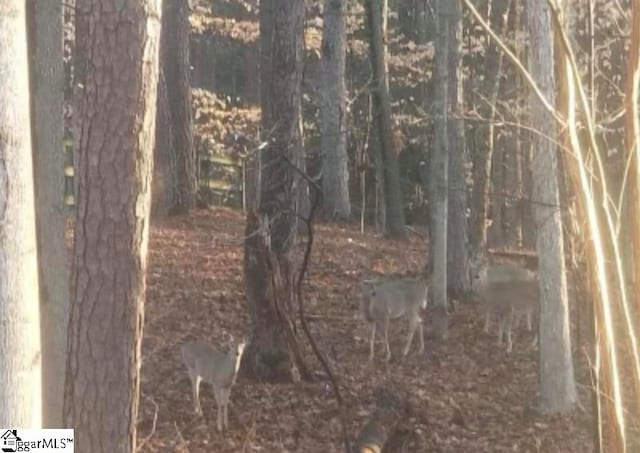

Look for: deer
[471,255,539,352]
[359,277,428,361]
[181,339,246,431]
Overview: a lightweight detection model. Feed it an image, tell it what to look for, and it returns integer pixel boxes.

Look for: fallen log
[352,387,408,453]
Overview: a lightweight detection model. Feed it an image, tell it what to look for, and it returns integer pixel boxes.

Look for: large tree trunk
[428,0,451,338]
[320,0,351,221]
[155,0,196,215]
[365,0,407,239]
[0,0,42,429]
[63,1,161,451]
[526,0,576,414]
[243,0,305,382]
[446,0,470,296]
[27,0,69,428]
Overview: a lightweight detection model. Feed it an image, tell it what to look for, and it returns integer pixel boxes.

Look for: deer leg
[484,310,491,333]
[506,314,515,353]
[222,388,230,430]
[191,374,202,415]
[369,322,376,361]
[403,314,419,356]
[383,316,391,361]
[214,386,223,432]
[506,324,513,353]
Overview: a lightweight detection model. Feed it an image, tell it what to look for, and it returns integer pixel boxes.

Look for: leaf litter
[137,207,594,452]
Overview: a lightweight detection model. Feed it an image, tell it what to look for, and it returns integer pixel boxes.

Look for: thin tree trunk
[503,148,522,247]
[0,0,42,429]
[488,146,505,246]
[365,0,407,239]
[470,0,512,260]
[320,0,351,221]
[429,0,451,338]
[27,0,69,428]
[446,0,470,296]
[527,0,576,414]
[153,68,178,216]
[243,0,305,382]
[627,0,640,312]
[515,0,535,249]
[64,1,161,451]
[158,0,196,214]
[504,3,523,252]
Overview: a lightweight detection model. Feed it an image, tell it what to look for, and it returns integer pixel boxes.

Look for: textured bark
[446,0,470,296]
[352,388,408,453]
[527,0,576,414]
[365,0,407,238]
[320,0,351,221]
[243,0,304,382]
[63,1,161,451]
[153,68,177,216]
[0,0,42,429]
[428,0,451,338]
[27,0,69,428]
[159,0,196,214]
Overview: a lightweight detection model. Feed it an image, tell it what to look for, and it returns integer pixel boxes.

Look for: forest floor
[136,207,594,453]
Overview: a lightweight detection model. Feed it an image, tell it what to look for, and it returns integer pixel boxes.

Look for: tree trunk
[243,0,305,382]
[153,68,177,216]
[27,0,69,428]
[72,0,88,201]
[365,0,407,239]
[352,387,408,453]
[515,0,535,249]
[63,1,161,451]
[0,0,42,429]
[428,0,451,338]
[155,0,196,215]
[526,0,576,414]
[488,146,505,246]
[470,0,512,260]
[627,0,640,312]
[446,0,470,296]
[320,0,351,221]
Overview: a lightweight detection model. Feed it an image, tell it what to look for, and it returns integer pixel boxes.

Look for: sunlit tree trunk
[527,0,576,414]
[27,0,69,428]
[64,1,161,451]
[0,0,42,429]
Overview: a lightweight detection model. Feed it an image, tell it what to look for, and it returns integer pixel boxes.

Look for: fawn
[471,256,538,352]
[181,340,246,431]
[360,277,428,361]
